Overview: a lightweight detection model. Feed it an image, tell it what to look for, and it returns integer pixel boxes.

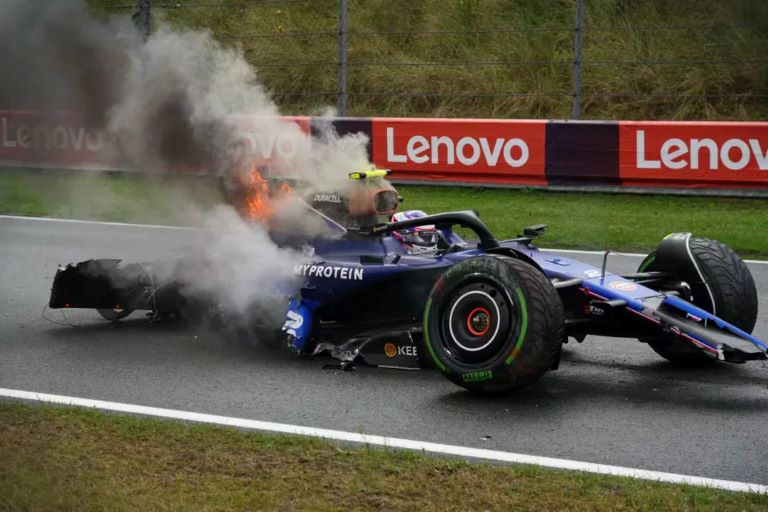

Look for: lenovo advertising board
[372,118,547,186]
[619,121,768,189]
[0,110,311,174]
[3,112,767,195]
[0,110,117,169]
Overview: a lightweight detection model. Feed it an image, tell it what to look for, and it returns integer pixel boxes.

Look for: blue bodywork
[282,217,767,365]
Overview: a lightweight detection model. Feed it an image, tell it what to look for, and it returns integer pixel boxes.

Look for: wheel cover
[440,277,514,365]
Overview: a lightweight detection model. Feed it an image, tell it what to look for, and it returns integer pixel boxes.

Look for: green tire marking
[423,298,448,373]
[505,287,528,365]
[638,254,656,272]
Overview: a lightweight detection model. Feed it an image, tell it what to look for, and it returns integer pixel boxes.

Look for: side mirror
[347,188,400,216]
[523,224,547,238]
[374,189,400,215]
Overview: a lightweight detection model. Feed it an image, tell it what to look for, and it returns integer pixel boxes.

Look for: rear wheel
[423,256,564,393]
[97,307,135,321]
[639,237,757,365]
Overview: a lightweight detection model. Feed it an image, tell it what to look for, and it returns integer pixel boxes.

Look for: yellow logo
[384,342,398,358]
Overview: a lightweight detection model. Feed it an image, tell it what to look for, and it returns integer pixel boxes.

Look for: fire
[245,168,272,221]
[243,167,293,222]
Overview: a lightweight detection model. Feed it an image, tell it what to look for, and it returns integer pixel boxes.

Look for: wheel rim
[466,306,491,337]
[439,277,514,365]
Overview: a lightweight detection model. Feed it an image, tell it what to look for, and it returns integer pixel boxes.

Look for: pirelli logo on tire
[461,370,494,383]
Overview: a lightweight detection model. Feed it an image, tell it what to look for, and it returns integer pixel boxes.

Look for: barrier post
[571,0,584,119]
[137,0,151,41]
[337,0,348,116]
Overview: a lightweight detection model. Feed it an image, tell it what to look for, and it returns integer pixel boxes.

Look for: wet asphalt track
[1,215,767,484]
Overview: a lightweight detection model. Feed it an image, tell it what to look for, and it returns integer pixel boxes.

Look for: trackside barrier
[2,111,767,195]
[619,121,768,190]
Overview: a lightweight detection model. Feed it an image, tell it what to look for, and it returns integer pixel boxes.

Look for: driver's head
[391,210,438,254]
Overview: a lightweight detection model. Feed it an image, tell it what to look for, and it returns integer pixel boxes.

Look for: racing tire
[423,255,565,393]
[97,307,135,321]
[242,298,290,350]
[639,237,758,365]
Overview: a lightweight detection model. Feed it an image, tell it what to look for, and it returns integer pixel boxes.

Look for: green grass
[2,402,766,511]
[2,170,766,258]
[85,0,768,120]
[400,185,768,258]
[0,169,223,226]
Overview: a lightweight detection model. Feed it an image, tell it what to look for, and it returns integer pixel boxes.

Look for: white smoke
[178,207,308,317]
[1,0,379,329]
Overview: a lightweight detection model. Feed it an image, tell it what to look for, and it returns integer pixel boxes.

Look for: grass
[0,169,222,226]
[85,0,768,120]
[1,402,766,511]
[2,169,767,258]
[399,185,768,258]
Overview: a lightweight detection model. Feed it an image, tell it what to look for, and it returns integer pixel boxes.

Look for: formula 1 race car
[48,171,767,393]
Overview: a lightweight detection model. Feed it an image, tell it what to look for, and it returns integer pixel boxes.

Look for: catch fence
[93,0,768,120]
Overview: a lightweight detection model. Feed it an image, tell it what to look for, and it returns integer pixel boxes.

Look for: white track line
[0,214,195,231]
[1,388,765,494]
[1,215,766,264]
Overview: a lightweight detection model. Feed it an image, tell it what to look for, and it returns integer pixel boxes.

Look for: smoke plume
[2,0,377,326]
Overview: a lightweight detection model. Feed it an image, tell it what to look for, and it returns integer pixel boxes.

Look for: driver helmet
[391,210,439,254]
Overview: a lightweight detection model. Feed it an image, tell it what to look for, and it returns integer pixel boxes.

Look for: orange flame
[244,168,293,222]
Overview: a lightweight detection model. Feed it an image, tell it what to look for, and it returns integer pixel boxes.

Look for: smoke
[0,0,369,181]
[174,206,308,319]
[1,0,271,172]
[2,0,379,328]
[0,0,132,125]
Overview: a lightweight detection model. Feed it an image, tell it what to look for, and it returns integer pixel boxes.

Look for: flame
[243,168,293,222]
[245,168,272,221]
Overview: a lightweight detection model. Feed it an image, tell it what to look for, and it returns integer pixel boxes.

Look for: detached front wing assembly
[636,295,768,363]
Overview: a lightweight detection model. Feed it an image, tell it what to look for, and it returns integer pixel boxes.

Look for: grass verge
[1,402,766,511]
[399,185,768,258]
[2,169,767,258]
[0,168,223,227]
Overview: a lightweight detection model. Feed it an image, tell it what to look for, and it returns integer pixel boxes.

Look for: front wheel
[423,256,565,393]
[639,235,758,365]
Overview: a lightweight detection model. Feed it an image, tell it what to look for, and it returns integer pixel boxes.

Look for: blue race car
[49,171,766,393]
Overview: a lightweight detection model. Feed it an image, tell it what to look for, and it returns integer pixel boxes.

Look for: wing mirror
[374,189,400,215]
[523,224,548,238]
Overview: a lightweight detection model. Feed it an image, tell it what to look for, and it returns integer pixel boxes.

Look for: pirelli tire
[639,237,758,365]
[97,307,135,321]
[423,255,565,393]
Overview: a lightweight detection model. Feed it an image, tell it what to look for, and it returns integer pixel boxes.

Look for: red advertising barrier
[0,110,311,173]
[371,118,547,186]
[226,114,311,176]
[619,121,768,189]
[3,111,768,194]
[0,110,118,169]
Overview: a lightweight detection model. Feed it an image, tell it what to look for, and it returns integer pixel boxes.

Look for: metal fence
[103,0,768,119]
